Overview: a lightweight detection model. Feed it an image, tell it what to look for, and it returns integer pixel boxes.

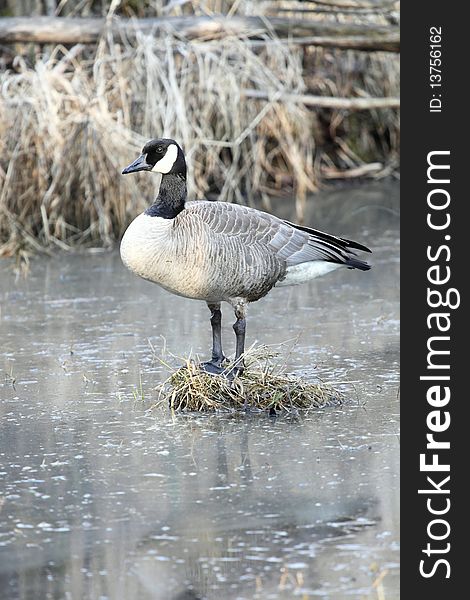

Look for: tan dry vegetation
[0,32,314,254]
[0,2,399,256]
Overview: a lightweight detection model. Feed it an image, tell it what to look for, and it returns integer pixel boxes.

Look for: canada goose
[121,138,371,376]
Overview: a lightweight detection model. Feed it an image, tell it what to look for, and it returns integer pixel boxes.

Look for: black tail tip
[346,258,371,271]
[345,239,372,254]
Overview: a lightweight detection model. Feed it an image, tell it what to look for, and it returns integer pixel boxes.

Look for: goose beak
[122,153,151,175]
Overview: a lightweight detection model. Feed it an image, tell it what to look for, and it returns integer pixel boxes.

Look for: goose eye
[157,146,164,153]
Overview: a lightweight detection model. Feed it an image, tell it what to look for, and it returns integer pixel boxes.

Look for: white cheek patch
[151,143,178,174]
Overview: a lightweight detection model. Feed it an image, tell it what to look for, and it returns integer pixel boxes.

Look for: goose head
[122,138,186,178]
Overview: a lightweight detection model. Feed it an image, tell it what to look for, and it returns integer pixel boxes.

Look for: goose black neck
[145,173,186,219]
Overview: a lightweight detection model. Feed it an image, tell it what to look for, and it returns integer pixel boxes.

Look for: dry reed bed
[0,18,399,255]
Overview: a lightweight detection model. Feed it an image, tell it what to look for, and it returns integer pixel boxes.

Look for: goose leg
[201,303,226,375]
[232,303,247,378]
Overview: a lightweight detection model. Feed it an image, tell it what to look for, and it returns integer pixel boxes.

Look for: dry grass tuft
[156,345,344,413]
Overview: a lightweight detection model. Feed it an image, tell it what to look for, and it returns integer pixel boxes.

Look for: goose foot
[199,361,244,381]
[200,360,227,376]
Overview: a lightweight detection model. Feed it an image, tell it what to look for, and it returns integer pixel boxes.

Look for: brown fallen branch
[0,15,399,52]
[242,89,400,110]
[244,34,398,52]
[276,6,395,15]
[321,162,384,178]
[279,0,396,8]
[285,34,397,51]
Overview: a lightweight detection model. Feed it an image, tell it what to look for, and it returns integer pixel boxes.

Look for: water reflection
[0,183,399,599]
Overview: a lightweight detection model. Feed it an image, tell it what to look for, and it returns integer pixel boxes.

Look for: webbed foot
[200,360,227,376]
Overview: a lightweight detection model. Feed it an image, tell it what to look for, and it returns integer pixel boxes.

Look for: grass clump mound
[157,346,344,414]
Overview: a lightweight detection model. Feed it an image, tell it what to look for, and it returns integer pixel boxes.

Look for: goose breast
[120,201,288,302]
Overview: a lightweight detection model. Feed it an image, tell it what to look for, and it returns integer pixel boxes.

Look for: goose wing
[276,219,371,270]
[187,201,371,271]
